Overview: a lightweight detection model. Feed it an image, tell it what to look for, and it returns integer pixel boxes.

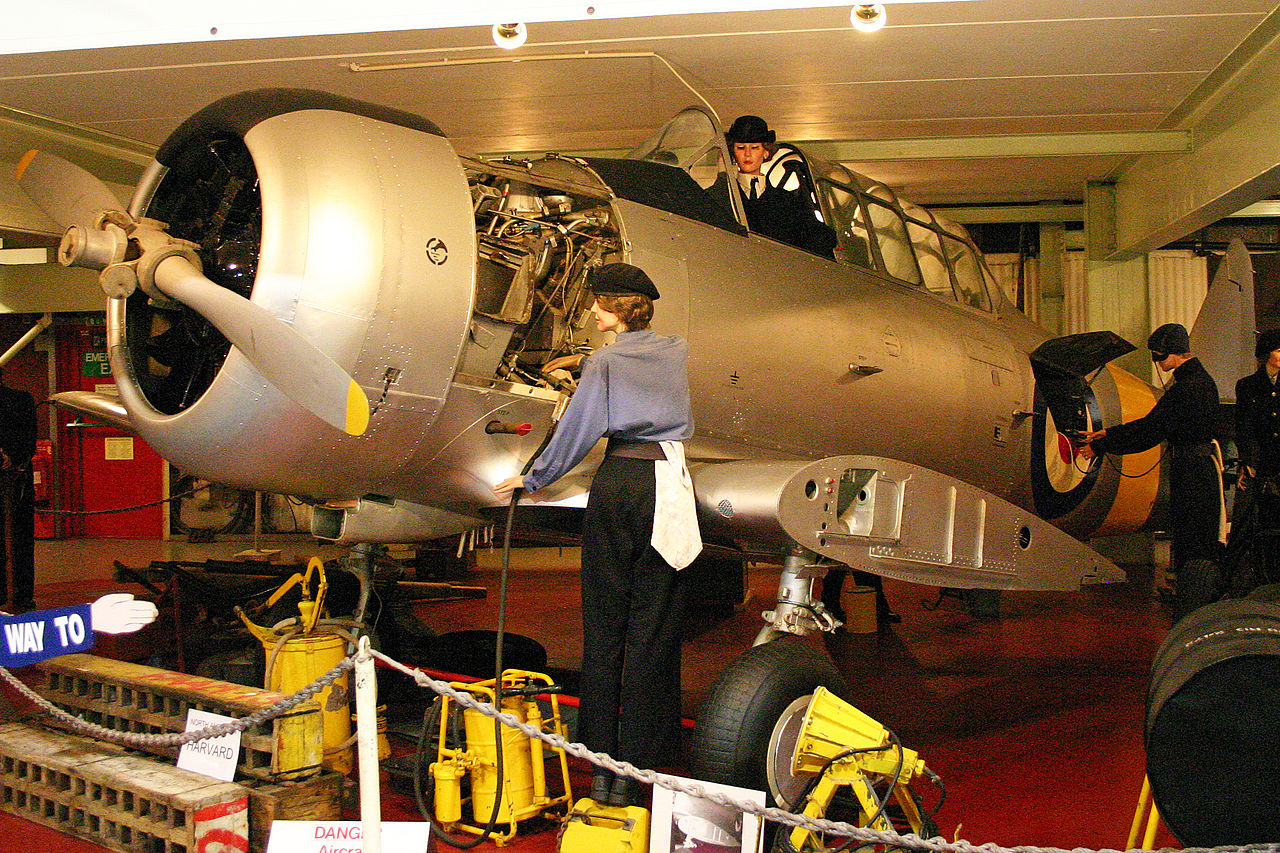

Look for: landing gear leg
[755,545,841,645]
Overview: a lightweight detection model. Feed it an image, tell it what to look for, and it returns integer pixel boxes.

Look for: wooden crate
[0,722,249,853]
[244,771,346,852]
[37,653,323,781]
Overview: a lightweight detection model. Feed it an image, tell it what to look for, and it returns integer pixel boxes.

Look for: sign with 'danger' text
[265,821,430,853]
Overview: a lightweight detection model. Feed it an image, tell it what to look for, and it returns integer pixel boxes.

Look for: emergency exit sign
[82,351,112,377]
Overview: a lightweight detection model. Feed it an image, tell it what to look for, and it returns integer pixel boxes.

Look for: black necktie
[749,178,759,200]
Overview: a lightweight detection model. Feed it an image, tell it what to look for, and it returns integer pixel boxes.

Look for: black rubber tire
[1173,558,1222,623]
[690,638,849,805]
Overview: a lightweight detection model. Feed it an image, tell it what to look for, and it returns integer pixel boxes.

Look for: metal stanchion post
[355,635,381,853]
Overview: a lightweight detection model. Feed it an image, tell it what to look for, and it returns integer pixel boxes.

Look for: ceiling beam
[804,130,1191,163]
[1108,9,1280,258]
[929,203,1082,224]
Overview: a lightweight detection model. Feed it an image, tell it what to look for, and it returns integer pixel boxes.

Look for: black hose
[423,419,559,848]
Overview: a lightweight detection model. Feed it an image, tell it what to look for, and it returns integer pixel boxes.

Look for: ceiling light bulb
[850,4,886,33]
[492,22,528,49]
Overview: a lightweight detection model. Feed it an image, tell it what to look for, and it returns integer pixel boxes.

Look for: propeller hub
[58,222,127,270]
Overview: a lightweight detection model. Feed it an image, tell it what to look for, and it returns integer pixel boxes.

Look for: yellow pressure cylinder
[432,761,465,824]
[265,632,352,774]
[464,702,535,821]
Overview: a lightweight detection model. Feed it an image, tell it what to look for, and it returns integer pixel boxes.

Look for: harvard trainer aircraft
[19,88,1186,804]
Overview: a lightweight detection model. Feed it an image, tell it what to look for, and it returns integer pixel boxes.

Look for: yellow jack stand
[784,687,932,852]
[559,798,650,853]
[1126,775,1163,850]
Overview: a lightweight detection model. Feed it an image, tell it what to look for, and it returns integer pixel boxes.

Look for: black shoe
[606,775,638,807]
[590,769,614,804]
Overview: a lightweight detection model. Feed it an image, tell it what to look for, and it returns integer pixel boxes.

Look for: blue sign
[1,604,95,667]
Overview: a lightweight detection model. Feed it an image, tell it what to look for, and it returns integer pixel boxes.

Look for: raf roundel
[425,238,448,265]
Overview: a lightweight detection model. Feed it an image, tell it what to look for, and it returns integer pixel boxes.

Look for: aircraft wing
[694,455,1124,591]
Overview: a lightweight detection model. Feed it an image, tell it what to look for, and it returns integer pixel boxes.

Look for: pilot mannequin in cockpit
[724,115,836,259]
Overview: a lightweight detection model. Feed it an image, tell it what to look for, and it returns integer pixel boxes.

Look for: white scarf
[652,441,702,569]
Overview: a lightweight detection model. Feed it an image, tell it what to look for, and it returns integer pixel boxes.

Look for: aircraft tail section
[1190,237,1256,403]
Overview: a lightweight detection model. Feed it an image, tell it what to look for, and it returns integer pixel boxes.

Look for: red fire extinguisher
[31,439,51,503]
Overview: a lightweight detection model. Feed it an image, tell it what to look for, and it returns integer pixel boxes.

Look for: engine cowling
[111,89,477,499]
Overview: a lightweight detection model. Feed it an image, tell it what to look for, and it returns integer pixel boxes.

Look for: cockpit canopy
[623,107,1004,313]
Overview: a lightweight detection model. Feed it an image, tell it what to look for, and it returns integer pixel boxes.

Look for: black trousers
[579,456,689,770]
[1169,454,1222,571]
[0,472,35,608]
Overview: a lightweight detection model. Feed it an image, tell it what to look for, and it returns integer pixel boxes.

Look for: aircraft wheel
[690,637,848,808]
[1173,559,1222,622]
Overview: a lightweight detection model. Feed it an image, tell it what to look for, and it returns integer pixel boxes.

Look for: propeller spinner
[15,150,370,436]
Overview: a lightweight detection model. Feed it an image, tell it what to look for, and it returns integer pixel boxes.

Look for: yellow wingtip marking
[345,382,370,437]
[15,150,38,181]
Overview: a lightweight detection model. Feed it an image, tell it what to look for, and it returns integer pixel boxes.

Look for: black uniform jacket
[0,383,36,469]
[1094,357,1218,454]
[1236,367,1280,476]
[1094,357,1221,555]
[738,181,837,259]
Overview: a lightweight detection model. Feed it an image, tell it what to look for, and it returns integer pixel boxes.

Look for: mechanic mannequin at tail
[1235,328,1280,493]
[1080,323,1224,619]
[724,115,836,259]
[495,264,701,808]
[1227,328,1280,592]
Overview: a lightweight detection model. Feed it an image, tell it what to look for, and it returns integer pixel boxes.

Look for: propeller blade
[153,255,371,437]
[14,150,123,229]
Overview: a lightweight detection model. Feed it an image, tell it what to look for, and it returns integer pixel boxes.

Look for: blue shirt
[524,329,693,493]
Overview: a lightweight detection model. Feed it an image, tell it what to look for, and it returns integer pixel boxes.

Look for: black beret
[1147,323,1190,359]
[725,114,776,145]
[588,263,660,300]
[1256,328,1280,360]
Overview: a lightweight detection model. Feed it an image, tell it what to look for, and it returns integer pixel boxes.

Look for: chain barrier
[6,645,1280,853]
[34,484,204,516]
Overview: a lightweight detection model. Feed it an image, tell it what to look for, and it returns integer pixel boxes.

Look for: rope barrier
[5,646,1278,853]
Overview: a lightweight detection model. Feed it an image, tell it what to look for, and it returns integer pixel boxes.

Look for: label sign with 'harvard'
[0,604,94,667]
[177,708,242,781]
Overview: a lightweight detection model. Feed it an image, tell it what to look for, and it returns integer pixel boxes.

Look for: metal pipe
[0,312,52,369]
[355,635,382,853]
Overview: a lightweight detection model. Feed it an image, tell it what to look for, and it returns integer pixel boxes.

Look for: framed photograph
[649,777,766,853]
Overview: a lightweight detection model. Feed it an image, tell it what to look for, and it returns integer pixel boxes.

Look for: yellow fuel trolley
[429,669,574,844]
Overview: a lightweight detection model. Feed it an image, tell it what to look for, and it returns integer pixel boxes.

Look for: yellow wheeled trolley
[430,669,574,844]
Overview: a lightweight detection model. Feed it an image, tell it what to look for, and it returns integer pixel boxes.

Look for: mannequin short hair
[596,293,653,330]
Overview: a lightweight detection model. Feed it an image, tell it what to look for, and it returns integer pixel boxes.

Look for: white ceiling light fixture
[850,4,886,32]
[1,1,984,55]
[492,22,528,49]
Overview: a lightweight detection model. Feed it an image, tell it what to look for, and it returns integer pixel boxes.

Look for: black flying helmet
[725,115,776,145]
[1147,323,1191,360]
[588,263,660,300]
[1256,328,1280,360]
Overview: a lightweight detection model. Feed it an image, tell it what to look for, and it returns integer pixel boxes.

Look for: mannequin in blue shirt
[496,264,695,807]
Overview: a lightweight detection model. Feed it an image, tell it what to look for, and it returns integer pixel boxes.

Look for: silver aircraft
[20,89,1175,803]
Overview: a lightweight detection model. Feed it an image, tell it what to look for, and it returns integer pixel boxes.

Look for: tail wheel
[690,638,848,808]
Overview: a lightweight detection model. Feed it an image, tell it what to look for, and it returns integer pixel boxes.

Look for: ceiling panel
[0,1,1278,210]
